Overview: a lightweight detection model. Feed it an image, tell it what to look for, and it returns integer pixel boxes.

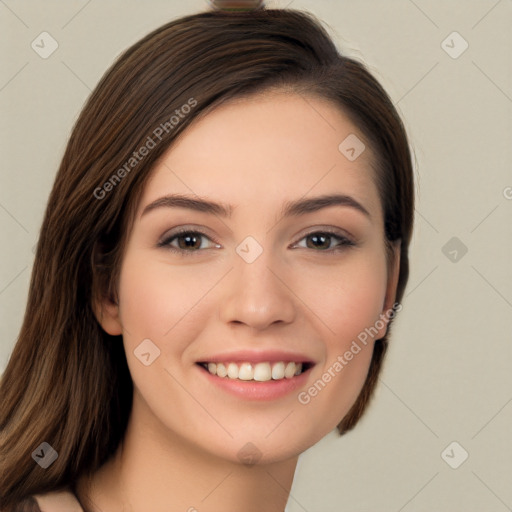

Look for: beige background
[1,1,511,510]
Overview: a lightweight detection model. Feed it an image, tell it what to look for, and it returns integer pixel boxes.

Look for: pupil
[180,235,199,249]
[309,234,329,250]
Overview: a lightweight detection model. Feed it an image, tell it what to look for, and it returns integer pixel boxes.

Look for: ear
[92,292,123,336]
[91,240,123,336]
[383,241,401,312]
[376,241,401,339]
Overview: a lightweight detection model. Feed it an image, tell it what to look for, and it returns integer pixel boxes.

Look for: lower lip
[197,364,312,401]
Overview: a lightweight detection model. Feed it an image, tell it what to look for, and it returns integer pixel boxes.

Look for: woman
[0,4,414,511]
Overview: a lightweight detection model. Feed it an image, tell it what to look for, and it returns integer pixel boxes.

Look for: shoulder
[33,489,84,512]
[5,490,84,512]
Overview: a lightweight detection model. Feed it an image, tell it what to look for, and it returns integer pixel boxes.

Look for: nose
[218,248,296,331]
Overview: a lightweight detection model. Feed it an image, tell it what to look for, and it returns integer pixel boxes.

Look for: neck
[76,395,298,512]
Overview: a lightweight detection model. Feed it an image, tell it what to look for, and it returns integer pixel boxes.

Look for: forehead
[139,91,381,220]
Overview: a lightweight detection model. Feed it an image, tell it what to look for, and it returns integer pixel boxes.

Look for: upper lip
[196,349,316,365]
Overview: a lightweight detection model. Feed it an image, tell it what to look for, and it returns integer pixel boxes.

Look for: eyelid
[158,225,218,244]
[290,225,356,246]
[158,224,357,256]
[289,229,356,253]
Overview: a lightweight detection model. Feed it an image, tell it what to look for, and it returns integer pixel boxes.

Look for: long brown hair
[0,7,414,507]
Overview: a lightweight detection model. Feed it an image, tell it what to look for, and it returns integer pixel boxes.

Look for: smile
[198,361,311,381]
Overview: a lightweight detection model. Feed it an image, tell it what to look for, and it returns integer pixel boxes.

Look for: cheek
[295,249,389,344]
[117,256,172,340]
[291,251,388,424]
[116,251,221,352]
[113,248,228,406]
[115,252,211,405]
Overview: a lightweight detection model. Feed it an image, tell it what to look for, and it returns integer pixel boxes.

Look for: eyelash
[157,227,356,257]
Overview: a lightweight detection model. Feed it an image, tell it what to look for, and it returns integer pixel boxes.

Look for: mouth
[196,360,314,382]
[194,350,316,400]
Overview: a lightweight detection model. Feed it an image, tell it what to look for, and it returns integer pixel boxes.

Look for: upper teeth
[204,361,303,381]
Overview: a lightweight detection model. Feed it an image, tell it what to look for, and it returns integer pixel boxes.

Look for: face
[98,91,399,465]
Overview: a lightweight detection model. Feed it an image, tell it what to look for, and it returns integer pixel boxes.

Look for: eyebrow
[141,193,371,219]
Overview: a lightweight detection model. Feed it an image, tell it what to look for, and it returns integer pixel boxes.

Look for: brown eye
[295,231,355,252]
[158,229,221,255]
[174,233,202,250]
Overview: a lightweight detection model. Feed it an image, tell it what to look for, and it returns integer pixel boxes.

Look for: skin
[77,91,400,512]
